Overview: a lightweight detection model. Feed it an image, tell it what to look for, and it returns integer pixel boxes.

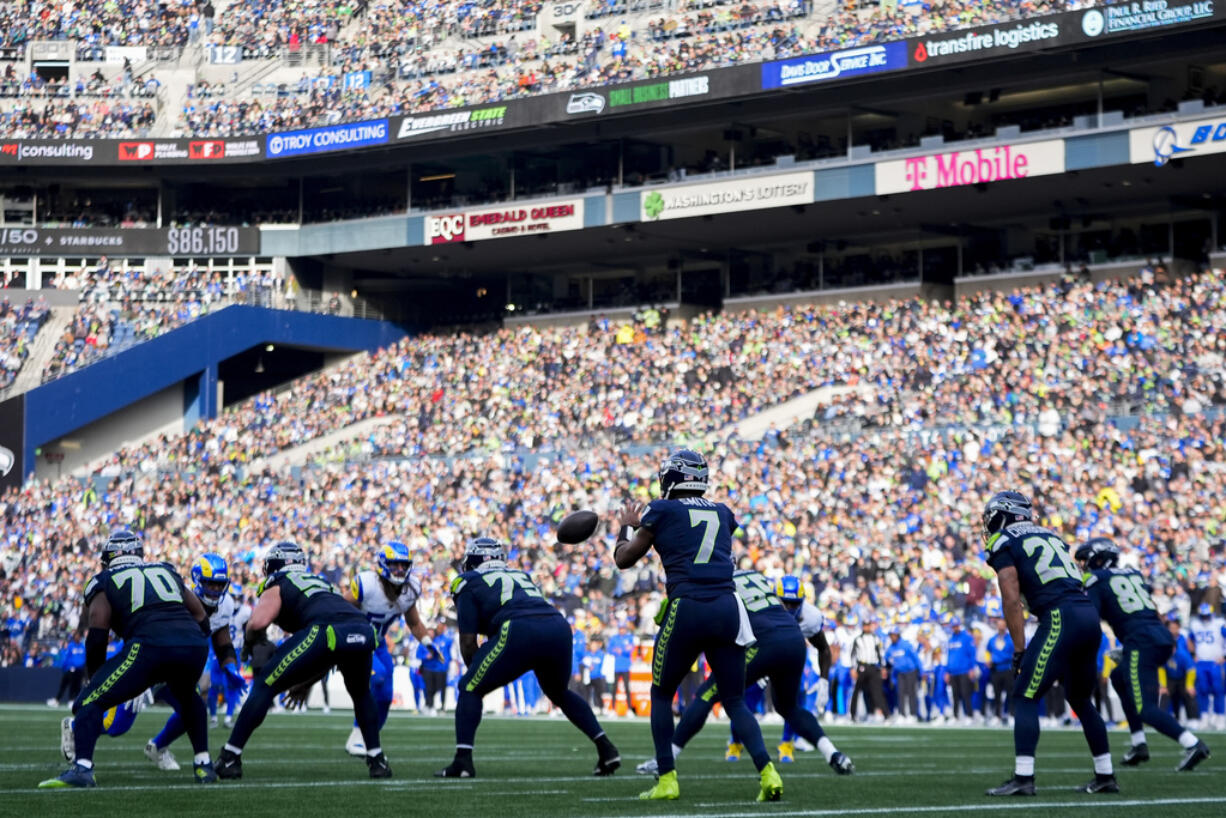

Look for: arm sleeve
[455,587,479,635]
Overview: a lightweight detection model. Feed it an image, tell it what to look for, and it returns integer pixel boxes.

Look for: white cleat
[210,716,219,729]
[223,716,233,729]
[47,698,59,708]
[635,757,659,775]
[144,740,181,771]
[793,737,815,752]
[60,717,75,762]
[345,726,367,757]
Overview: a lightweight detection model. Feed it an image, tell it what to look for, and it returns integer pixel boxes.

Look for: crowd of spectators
[0,295,49,391]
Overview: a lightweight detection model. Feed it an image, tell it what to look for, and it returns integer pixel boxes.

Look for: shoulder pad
[450,575,467,595]
[256,576,271,596]
[84,574,104,604]
[407,574,422,597]
[1083,572,1099,588]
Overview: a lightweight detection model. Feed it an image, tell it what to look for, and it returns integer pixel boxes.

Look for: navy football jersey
[641,496,737,600]
[451,564,559,637]
[985,522,1087,618]
[733,570,798,634]
[1084,568,1173,649]
[260,569,366,634]
[84,562,204,644]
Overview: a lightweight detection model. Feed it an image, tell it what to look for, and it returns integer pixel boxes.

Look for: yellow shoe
[725,742,744,762]
[757,761,783,802]
[639,770,680,800]
[778,741,795,764]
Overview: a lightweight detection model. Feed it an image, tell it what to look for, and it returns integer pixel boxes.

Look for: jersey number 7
[689,510,719,564]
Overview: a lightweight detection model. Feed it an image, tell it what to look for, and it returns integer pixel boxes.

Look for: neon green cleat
[778,741,795,764]
[757,761,783,802]
[39,763,97,789]
[639,770,680,800]
[725,742,744,762]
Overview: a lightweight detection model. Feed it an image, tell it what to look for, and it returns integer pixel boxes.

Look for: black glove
[1011,650,1025,675]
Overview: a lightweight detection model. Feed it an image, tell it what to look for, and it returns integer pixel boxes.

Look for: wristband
[618,525,635,542]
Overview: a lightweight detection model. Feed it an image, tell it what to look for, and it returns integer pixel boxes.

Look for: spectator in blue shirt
[984,619,1015,723]
[884,629,921,720]
[49,636,87,707]
[944,618,978,722]
[583,637,608,714]
[1163,619,1199,723]
[419,623,451,713]
[607,622,635,714]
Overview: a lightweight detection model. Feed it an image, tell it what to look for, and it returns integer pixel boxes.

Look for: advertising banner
[266,120,389,159]
[0,226,261,257]
[426,199,586,244]
[0,394,24,491]
[1129,115,1226,166]
[105,46,150,65]
[761,41,908,89]
[396,106,513,140]
[1077,0,1218,39]
[874,139,1065,195]
[208,45,243,65]
[639,171,813,221]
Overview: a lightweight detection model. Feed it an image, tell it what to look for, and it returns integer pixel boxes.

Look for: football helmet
[463,537,506,572]
[264,541,307,576]
[101,529,143,568]
[984,598,1003,619]
[1074,537,1120,571]
[774,575,804,611]
[191,553,229,606]
[843,613,860,628]
[658,449,709,499]
[1199,602,1214,619]
[981,490,1034,544]
[376,541,412,586]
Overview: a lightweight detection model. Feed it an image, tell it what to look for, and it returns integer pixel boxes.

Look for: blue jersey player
[40,530,217,789]
[981,491,1116,796]
[434,537,620,778]
[1076,539,1210,771]
[615,450,783,802]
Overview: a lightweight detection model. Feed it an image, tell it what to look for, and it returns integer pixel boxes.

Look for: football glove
[815,678,830,715]
[1011,650,1025,675]
[222,662,249,695]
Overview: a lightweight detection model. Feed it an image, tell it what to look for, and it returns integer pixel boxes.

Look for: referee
[850,618,888,721]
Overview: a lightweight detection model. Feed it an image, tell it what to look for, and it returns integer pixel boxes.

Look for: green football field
[2,705,1223,817]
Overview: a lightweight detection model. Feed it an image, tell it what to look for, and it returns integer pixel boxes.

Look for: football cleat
[223,716,233,729]
[434,757,475,778]
[38,763,97,789]
[194,761,217,784]
[635,758,659,776]
[1177,740,1211,772]
[367,753,393,779]
[144,740,180,771]
[830,751,855,775]
[1122,743,1149,766]
[1075,774,1119,794]
[757,762,783,802]
[210,716,219,729]
[778,741,795,763]
[215,749,242,780]
[60,717,75,762]
[345,726,367,757]
[594,737,621,776]
[725,742,743,762]
[986,775,1036,796]
[639,770,679,800]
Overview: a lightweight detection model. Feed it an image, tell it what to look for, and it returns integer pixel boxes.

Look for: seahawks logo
[0,445,13,477]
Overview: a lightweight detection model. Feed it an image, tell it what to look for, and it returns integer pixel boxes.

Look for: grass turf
[1,704,1223,817]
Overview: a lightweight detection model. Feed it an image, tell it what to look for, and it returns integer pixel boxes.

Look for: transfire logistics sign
[874,139,1066,195]
[639,172,813,221]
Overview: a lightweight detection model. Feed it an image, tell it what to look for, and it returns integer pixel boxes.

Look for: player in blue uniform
[434,537,620,778]
[635,571,853,776]
[39,530,216,788]
[215,541,391,780]
[144,553,249,770]
[1075,538,1210,771]
[980,491,1116,796]
[615,450,783,802]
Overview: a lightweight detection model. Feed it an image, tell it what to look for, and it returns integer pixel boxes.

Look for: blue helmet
[1074,537,1119,570]
[1166,609,1181,624]
[463,537,506,572]
[982,490,1034,544]
[658,450,709,499]
[101,529,143,568]
[377,541,412,586]
[191,553,229,607]
[939,611,954,627]
[774,575,804,605]
[1199,602,1214,618]
[949,616,962,629]
[984,598,1003,619]
[264,541,307,576]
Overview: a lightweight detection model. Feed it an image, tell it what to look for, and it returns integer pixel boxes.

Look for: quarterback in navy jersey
[616,450,783,802]
[215,542,391,780]
[434,537,620,779]
[1076,538,1210,771]
[981,491,1116,796]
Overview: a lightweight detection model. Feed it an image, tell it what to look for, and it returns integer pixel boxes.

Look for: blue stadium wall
[21,306,408,480]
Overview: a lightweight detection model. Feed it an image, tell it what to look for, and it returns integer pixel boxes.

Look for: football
[556,509,600,544]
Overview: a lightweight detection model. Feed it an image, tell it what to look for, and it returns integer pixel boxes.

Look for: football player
[434,537,620,778]
[1076,539,1211,771]
[39,530,216,788]
[615,450,783,802]
[1189,601,1226,729]
[144,553,249,770]
[215,541,391,780]
[635,572,853,776]
[981,491,1117,796]
[341,541,433,756]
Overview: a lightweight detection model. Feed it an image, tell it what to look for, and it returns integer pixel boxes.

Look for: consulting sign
[266,120,390,158]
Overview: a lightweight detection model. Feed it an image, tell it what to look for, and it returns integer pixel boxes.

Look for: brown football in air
[557,509,600,544]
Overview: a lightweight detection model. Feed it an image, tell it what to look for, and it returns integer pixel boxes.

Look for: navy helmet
[658,449,709,499]
[463,537,506,572]
[1074,537,1120,571]
[101,529,144,569]
[981,490,1034,544]
[264,541,307,576]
